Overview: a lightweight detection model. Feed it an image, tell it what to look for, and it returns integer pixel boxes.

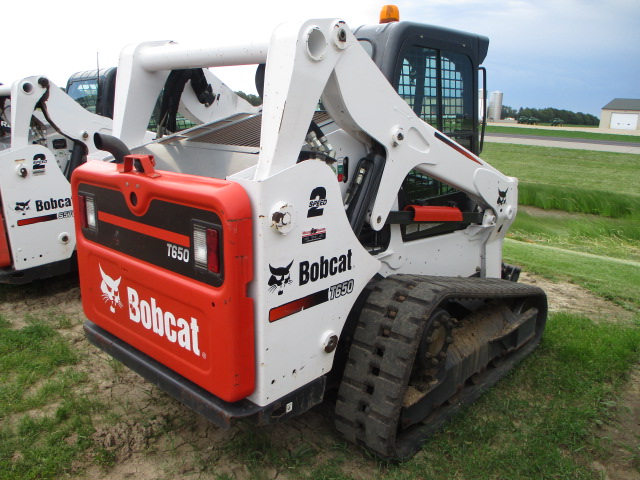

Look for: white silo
[488,91,503,121]
[478,89,486,120]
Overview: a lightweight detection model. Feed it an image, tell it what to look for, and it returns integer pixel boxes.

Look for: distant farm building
[599,98,640,131]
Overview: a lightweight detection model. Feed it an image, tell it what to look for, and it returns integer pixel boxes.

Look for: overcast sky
[4,0,638,117]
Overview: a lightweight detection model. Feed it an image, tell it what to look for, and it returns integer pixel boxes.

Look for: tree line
[236,91,262,106]
[501,105,599,126]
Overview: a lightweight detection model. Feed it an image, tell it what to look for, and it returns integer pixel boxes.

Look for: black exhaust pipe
[94,133,130,164]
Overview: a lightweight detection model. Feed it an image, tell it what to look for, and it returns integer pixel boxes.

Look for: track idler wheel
[415,308,454,385]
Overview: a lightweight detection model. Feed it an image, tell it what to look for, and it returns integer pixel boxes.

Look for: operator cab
[67,68,198,133]
[67,68,117,118]
[354,18,489,251]
[355,20,488,155]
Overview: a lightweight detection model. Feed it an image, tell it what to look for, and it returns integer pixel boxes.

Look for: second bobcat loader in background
[72,8,547,459]
[0,78,112,282]
[0,64,256,283]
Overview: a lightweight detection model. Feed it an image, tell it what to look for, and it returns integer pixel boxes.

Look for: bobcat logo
[99,264,124,313]
[497,188,508,206]
[268,261,293,295]
[15,200,30,214]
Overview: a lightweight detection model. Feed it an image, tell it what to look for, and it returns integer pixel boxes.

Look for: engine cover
[72,158,254,402]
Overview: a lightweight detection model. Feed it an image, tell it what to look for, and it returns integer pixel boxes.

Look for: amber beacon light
[380,4,400,23]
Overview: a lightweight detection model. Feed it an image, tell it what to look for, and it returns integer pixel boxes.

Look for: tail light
[78,194,97,231]
[193,225,221,274]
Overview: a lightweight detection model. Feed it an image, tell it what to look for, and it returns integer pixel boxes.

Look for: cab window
[396,45,474,149]
[396,45,476,241]
[66,79,99,113]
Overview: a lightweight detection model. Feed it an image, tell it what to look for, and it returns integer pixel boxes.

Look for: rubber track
[335,274,546,460]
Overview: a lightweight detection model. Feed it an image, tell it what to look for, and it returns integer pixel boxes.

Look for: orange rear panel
[72,159,254,402]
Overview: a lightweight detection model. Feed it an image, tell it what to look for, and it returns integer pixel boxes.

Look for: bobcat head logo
[99,264,124,313]
[15,200,30,214]
[497,188,508,206]
[268,261,293,295]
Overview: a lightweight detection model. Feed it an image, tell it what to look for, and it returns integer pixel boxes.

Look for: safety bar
[138,42,270,72]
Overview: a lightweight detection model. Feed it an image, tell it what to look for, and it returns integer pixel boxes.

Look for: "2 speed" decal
[307,187,327,218]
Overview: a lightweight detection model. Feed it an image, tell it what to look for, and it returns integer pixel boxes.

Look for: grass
[482,143,640,218]
[0,288,634,480]
[486,125,640,143]
[622,441,640,472]
[518,182,640,218]
[0,318,78,416]
[504,239,640,314]
[219,426,319,478]
[483,143,640,199]
[0,316,98,480]
[509,208,640,262]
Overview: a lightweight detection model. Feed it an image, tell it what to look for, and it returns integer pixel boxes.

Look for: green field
[508,208,640,262]
[483,143,640,218]
[486,125,640,143]
[482,141,640,313]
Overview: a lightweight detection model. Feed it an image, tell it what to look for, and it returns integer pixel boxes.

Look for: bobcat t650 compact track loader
[72,13,547,459]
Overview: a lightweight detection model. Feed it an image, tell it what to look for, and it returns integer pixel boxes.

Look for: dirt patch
[93,417,168,458]
[520,205,592,220]
[0,273,84,329]
[593,367,640,480]
[519,271,636,324]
